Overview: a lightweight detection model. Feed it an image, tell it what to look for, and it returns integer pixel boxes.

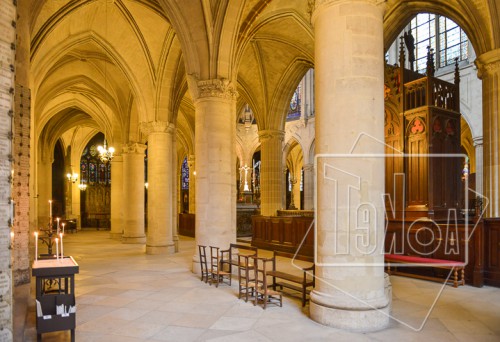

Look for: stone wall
[12,84,30,285]
[0,0,16,339]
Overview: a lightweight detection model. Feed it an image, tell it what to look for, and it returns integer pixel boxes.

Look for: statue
[404,31,415,70]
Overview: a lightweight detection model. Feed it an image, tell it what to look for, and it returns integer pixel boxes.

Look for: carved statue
[404,31,416,70]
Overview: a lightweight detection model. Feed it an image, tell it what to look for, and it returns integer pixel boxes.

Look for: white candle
[34,232,38,261]
[57,218,60,234]
[59,233,64,258]
[55,237,59,260]
[62,223,65,235]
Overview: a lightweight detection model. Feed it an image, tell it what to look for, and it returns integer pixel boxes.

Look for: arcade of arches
[1,0,500,337]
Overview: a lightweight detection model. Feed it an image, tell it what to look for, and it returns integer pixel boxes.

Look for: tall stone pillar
[310,0,390,331]
[259,130,284,216]
[476,49,500,217]
[172,135,179,252]
[37,156,52,227]
[189,77,237,268]
[188,155,195,213]
[473,136,483,199]
[110,154,123,239]
[303,163,314,210]
[0,0,16,337]
[122,143,146,244]
[144,121,175,254]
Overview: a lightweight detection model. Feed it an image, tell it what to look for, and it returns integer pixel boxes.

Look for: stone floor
[16,230,500,341]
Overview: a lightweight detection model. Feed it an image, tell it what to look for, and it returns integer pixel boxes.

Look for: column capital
[123,142,147,154]
[187,75,238,102]
[140,121,175,136]
[475,49,500,79]
[258,129,285,143]
[311,0,386,23]
[303,163,314,171]
[473,136,483,147]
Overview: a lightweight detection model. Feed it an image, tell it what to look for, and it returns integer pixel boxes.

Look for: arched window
[410,14,468,73]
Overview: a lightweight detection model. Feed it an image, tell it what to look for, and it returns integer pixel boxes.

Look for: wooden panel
[251,215,314,256]
[484,219,500,287]
[386,219,483,286]
[178,213,195,237]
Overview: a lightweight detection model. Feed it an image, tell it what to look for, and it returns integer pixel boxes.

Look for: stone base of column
[146,244,175,255]
[309,297,391,332]
[122,236,146,244]
[109,232,122,240]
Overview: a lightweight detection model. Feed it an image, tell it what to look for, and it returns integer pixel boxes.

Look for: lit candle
[55,237,59,260]
[56,217,60,234]
[62,223,65,235]
[60,233,64,258]
[34,231,38,261]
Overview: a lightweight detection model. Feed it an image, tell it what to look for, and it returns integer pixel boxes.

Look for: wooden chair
[253,256,282,309]
[237,253,256,302]
[198,245,209,283]
[209,246,231,287]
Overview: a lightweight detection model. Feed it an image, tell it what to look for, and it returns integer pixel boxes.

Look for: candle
[34,231,38,261]
[55,237,59,260]
[62,223,65,235]
[57,218,60,234]
[60,233,64,258]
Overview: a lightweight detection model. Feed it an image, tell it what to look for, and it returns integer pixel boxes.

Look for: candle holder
[38,217,57,257]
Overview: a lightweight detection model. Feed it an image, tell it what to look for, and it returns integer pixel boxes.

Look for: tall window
[287,84,301,121]
[438,16,468,67]
[409,14,468,74]
[181,157,189,190]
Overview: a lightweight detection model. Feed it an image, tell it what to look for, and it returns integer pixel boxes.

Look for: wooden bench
[267,251,315,307]
[220,243,258,274]
[385,254,465,288]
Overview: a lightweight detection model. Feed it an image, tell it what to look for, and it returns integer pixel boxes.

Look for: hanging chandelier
[97,139,115,163]
[78,183,87,191]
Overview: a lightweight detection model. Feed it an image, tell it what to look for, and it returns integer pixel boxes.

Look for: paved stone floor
[16,230,500,341]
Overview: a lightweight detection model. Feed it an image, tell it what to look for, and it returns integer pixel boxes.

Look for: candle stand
[32,257,79,341]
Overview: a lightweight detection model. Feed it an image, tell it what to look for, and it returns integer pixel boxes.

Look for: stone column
[110,154,123,239]
[188,155,195,213]
[473,136,483,198]
[259,130,284,216]
[172,135,179,252]
[188,77,237,270]
[0,0,16,336]
[37,156,53,227]
[310,0,390,331]
[144,121,175,254]
[476,49,500,217]
[303,163,314,210]
[122,143,146,244]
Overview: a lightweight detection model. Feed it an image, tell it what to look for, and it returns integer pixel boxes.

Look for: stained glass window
[89,163,96,184]
[287,84,301,121]
[181,157,189,190]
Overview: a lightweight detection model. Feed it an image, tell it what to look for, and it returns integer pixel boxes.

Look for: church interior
[1,0,500,340]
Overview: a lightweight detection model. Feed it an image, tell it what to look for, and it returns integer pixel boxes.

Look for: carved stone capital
[123,142,147,155]
[303,163,314,172]
[475,49,500,79]
[473,136,483,147]
[187,75,238,101]
[258,129,285,143]
[141,121,175,136]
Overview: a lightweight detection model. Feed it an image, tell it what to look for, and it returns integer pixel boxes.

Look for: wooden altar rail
[251,215,314,257]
